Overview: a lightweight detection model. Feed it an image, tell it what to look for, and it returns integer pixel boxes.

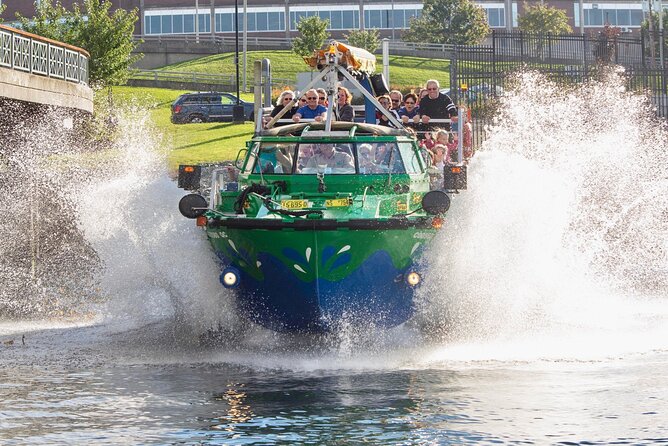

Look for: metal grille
[31,40,48,75]
[12,34,30,72]
[64,49,79,82]
[79,53,88,85]
[0,29,11,68]
[0,25,88,85]
[49,45,65,79]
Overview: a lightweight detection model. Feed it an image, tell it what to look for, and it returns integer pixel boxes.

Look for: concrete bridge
[0,24,92,114]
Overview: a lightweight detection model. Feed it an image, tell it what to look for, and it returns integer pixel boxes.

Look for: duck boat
[177,42,466,332]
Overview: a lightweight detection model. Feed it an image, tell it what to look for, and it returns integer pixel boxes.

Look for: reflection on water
[1,358,667,444]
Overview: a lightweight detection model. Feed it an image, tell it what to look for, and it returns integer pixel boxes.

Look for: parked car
[171,92,255,124]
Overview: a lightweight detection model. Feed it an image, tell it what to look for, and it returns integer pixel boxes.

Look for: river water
[1,71,667,444]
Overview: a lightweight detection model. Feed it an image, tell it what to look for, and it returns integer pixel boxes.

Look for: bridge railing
[0,24,89,86]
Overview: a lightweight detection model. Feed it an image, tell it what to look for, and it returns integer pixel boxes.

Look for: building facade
[0,0,652,38]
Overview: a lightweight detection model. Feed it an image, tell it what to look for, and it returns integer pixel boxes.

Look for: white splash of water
[412,69,668,364]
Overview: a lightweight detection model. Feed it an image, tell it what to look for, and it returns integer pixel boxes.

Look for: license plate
[325,198,351,207]
[281,199,308,210]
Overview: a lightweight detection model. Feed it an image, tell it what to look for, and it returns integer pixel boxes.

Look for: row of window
[145,9,424,34]
[582,8,643,27]
[143,6,646,35]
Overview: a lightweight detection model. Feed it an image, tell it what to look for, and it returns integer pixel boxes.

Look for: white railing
[0,24,89,86]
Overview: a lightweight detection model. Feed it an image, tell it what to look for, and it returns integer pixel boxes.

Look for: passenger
[257,144,293,173]
[433,128,449,147]
[431,144,446,169]
[316,88,328,108]
[334,87,355,122]
[420,131,435,152]
[297,143,315,171]
[397,93,420,125]
[389,90,403,110]
[419,79,457,129]
[376,95,400,127]
[266,90,296,126]
[293,89,327,123]
[357,143,378,173]
[305,144,354,170]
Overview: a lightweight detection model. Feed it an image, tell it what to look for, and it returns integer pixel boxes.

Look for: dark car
[171,92,255,124]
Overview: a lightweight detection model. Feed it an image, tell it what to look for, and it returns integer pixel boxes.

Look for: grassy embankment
[115,50,451,168]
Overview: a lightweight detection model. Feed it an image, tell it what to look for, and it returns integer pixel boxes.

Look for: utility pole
[243,0,247,92]
[195,0,199,42]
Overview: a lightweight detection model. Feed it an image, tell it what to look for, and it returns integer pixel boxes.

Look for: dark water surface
[1,319,667,445]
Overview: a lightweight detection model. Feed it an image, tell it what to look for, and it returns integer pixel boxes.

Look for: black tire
[188,114,205,123]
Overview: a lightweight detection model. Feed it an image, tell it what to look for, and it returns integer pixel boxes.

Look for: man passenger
[419,79,457,129]
[305,144,354,170]
[389,90,403,111]
[293,89,327,123]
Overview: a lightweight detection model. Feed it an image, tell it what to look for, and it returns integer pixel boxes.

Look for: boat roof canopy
[258,121,410,138]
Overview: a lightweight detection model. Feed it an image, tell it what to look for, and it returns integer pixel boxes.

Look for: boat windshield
[249,141,412,175]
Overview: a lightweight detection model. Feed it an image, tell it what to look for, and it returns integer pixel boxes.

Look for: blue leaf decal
[328,252,351,272]
[282,247,306,265]
[321,246,336,267]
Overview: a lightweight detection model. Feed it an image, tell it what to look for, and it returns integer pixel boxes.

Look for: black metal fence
[450,30,668,147]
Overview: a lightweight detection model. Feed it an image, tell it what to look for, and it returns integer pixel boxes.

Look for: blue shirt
[397,106,420,119]
[296,104,327,119]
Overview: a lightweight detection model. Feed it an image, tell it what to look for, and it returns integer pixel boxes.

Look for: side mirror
[234,148,248,170]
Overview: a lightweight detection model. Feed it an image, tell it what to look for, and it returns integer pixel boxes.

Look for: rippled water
[1,70,667,444]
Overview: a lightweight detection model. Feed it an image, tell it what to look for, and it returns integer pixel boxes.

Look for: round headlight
[220,267,241,288]
[406,271,421,287]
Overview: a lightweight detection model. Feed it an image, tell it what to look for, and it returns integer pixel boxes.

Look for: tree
[16,0,140,88]
[594,24,621,63]
[345,29,380,53]
[292,15,330,57]
[402,0,489,45]
[518,3,572,34]
[0,4,6,23]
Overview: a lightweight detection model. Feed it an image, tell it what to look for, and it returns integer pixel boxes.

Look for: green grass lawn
[110,86,255,167]
[154,50,451,92]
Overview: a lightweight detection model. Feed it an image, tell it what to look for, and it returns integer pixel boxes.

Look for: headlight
[406,271,421,287]
[220,267,241,288]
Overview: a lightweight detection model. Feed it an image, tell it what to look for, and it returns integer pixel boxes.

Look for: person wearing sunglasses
[389,90,403,111]
[397,92,420,125]
[316,88,328,107]
[419,79,457,129]
[375,95,400,128]
[293,89,327,123]
[267,90,297,126]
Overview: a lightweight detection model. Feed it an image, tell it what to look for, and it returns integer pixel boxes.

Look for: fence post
[450,45,458,104]
[520,31,525,63]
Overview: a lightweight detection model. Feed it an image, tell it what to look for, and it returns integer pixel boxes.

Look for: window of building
[174,15,184,33]
[161,15,172,34]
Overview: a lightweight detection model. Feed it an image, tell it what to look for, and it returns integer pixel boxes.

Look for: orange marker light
[184,166,195,173]
[451,167,462,174]
[431,217,443,229]
[196,216,207,227]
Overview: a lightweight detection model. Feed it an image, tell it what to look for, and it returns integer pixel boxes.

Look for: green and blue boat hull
[207,223,435,332]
